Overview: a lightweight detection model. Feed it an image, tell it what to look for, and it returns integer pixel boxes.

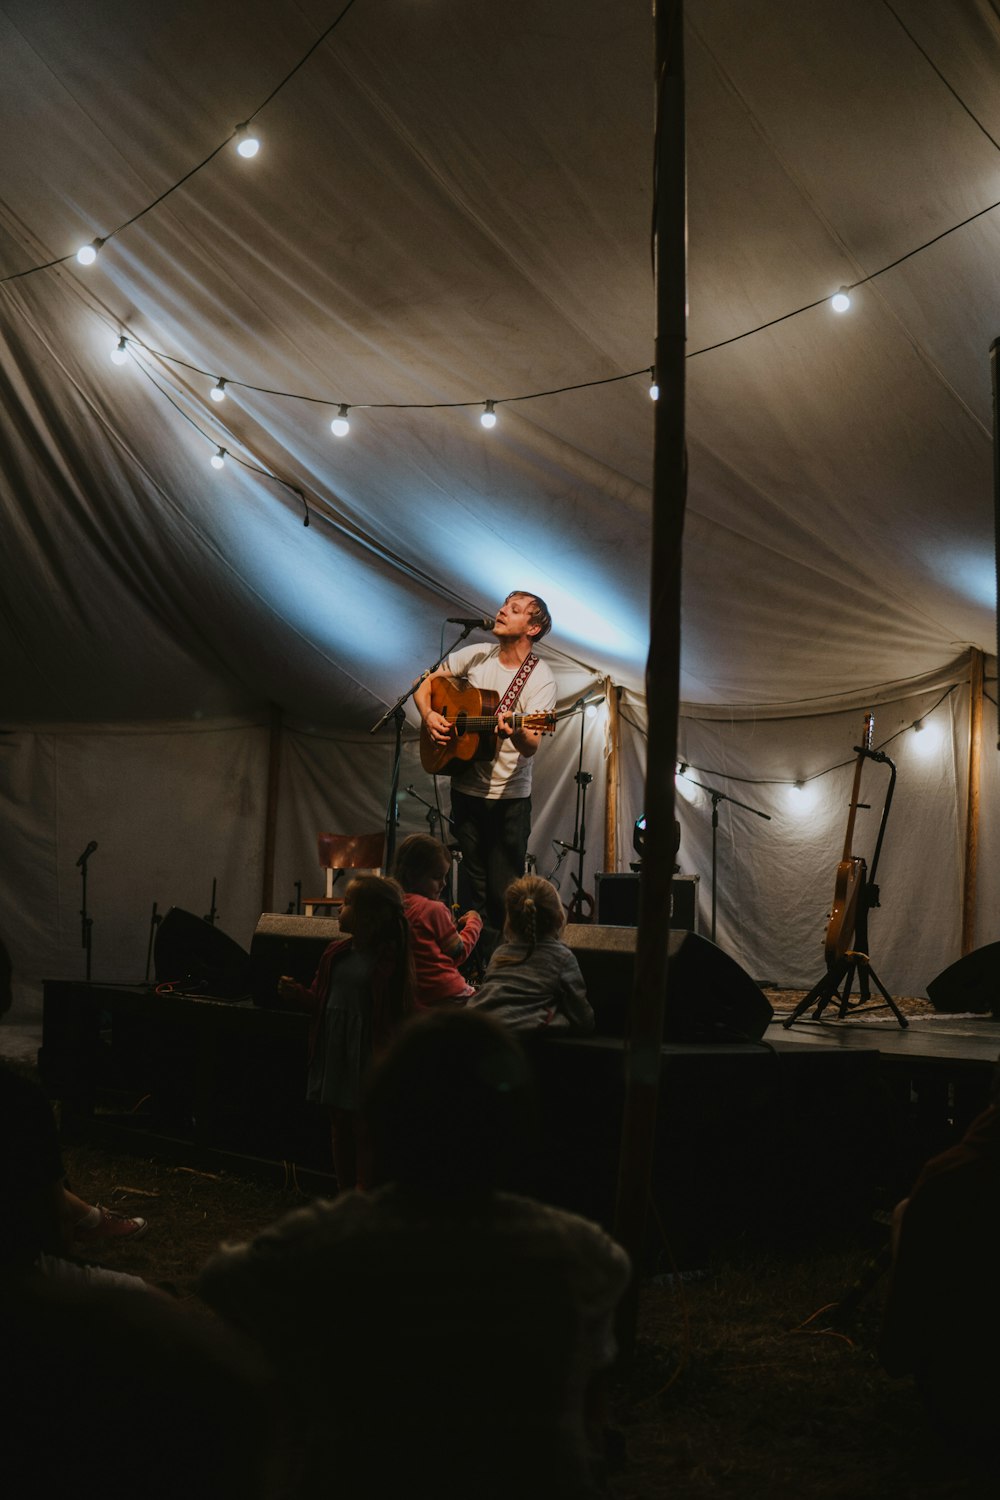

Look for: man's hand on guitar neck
[497,710,542,759]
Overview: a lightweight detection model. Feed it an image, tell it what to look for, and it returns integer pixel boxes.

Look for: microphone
[76,841,98,867]
[447,616,495,629]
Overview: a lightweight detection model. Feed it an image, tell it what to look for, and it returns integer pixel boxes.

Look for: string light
[110,337,129,365]
[234,124,260,158]
[210,378,227,402]
[480,400,497,429]
[649,368,659,401]
[330,403,350,437]
[830,287,851,313]
[75,237,104,266]
[210,446,226,469]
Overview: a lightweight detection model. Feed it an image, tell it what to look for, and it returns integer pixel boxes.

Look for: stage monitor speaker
[250,913,341,1008]
[153,908,252,1000]
[926,942,1000,1015]
[563,926,772,1041]
[594,873,699,931]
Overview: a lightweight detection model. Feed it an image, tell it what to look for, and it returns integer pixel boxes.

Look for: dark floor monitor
[563,926,772,1041]
[249,913,342,1008]
[927,942,1000,1014]
[153,908,252,1000]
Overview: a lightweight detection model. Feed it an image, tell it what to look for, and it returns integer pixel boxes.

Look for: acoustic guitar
[420,678,558,776]
[824,712,874,967]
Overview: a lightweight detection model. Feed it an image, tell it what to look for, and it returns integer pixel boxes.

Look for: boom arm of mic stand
[371,625,476,871]
[369,625,476,735]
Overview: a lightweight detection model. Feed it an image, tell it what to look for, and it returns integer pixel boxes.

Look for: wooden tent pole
[604,678,622,874]
[961,647,983,955]
[261,702,283,914]
[613,0,686,1346]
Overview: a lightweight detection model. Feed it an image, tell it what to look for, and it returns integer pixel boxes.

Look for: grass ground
[59,1137,995,1500]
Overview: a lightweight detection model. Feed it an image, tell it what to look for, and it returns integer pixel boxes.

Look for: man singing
[415,592,556,959]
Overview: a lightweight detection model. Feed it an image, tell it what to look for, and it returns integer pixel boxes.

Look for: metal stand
[553,700,596,922]
[679,773,771,942]
[406,783,459,905]
[76,841,97,981]
[783,746,906,1029]
[371,622,480,871]
[144,901,161,983]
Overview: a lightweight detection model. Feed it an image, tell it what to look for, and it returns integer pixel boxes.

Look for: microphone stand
[406,784,460,905]
[145,901,161,983]
[370,621,481,871]
[77,843,97,980]
[678,772,771,943]
[560,699,597,922]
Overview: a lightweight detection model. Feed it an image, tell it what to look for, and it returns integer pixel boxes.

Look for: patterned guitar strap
[496,652,539,719]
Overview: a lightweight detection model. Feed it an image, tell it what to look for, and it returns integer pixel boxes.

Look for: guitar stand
[784,747,907,1030]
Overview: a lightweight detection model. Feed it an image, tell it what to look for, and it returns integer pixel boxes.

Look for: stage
[27,978,1000,1267]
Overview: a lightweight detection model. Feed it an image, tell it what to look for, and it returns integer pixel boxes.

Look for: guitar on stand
[783,711,907,1029]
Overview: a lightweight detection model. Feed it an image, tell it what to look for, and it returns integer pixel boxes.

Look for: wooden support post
[261,702,283,914]
[613,0,686,1350]
[961,647,983,955]
[604,678,622,875]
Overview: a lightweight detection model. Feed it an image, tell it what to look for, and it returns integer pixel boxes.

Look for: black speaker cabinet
[594,872,698,931]
[927,942,1000,1014]
[563,925,772,1041]
[153,908,252,1000]
[250,913,342,1008]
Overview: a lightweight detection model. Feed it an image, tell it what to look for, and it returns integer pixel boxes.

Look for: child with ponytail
[468,875,595,1034]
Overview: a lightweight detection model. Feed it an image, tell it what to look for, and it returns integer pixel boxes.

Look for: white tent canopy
[1,0,997,1019]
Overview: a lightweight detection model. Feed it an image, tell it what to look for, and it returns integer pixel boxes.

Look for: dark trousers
[450,789,532,961]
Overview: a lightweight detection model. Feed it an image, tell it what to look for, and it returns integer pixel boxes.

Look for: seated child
[392,834,482,1006]
[468,876,594,1034]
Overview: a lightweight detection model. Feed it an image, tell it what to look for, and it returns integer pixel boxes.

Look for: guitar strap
[496,652,539,716]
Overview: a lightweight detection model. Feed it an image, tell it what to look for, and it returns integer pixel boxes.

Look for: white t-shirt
[444,644,557,800]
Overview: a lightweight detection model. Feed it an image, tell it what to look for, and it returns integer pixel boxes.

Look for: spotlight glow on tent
[831,287,851,313]
[911,717,943,758]
[235,124,260,158]
[789,779,818,810]
[331,404,351,437]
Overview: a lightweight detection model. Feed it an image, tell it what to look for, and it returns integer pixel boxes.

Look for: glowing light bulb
[330,403,350,437]
[585,704,598,720]
[110,337,128,365]
[831,287,851,313]
[649,368,659,400]
[210,447,226,469]
[235,124,260,158]
[481,400,497,429]
[76,237,104,265]
[210,379,227,402]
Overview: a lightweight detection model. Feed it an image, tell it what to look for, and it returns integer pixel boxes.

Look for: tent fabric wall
[3,3,1000,1028]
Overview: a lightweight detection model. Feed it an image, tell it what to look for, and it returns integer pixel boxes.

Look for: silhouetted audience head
[363,1008,533,1195]
[0,1278,279,1499]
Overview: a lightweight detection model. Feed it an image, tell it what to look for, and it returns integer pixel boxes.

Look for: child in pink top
[392,835,482,1006]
